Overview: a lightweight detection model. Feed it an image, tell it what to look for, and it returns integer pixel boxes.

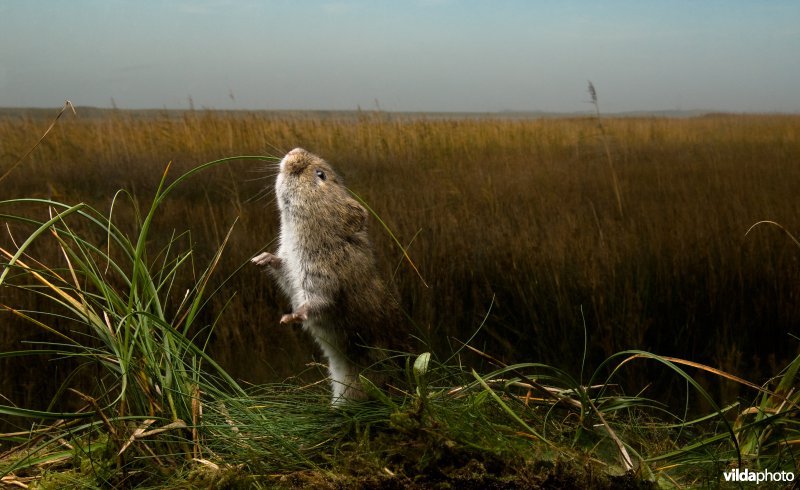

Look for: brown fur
[252,148,408,403]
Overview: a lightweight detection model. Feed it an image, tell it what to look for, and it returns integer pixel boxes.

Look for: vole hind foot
[251,252,282,269]
[280,303,309,325]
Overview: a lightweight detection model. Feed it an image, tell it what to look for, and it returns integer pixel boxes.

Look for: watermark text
[723,468,795,484]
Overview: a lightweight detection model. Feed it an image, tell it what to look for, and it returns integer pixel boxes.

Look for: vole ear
[343,198,368,234]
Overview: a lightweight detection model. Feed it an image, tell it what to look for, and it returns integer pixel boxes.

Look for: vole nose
[281,148,308,173]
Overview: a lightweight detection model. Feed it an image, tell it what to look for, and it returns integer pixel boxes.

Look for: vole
[252,148,407,404]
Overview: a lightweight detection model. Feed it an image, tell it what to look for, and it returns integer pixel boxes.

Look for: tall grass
[0,155,277,481]
[0,110,798,485]
[3,109,798,408]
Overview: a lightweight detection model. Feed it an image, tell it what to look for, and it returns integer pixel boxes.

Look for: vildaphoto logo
[723,468,795,484]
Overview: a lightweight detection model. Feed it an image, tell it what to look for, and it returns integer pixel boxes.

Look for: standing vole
[252,148,407,404]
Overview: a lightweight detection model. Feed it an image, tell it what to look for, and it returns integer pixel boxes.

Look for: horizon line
[1,105,799,118]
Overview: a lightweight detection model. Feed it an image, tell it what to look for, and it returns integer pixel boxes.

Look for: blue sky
[1,1,798,112]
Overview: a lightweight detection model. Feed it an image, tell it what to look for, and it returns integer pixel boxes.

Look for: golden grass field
[2,109,799,413]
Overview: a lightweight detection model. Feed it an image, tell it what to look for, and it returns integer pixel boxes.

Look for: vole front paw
[280,304,309,325]
[251,252,282,268]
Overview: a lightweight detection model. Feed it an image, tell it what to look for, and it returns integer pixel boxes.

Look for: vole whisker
[263,142,287,157]
[244,172,279,183]
[246,188,276,204]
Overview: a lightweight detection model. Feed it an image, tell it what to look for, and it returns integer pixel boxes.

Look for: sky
[1,1,799,113]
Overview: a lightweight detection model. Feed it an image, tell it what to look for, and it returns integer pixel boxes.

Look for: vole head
[279,147,339,180]
[275,148,367,234]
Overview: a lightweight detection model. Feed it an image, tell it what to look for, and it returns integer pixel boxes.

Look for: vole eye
[315,169,327,181]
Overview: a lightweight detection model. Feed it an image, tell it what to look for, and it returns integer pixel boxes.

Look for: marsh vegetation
[1,108,798,487]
